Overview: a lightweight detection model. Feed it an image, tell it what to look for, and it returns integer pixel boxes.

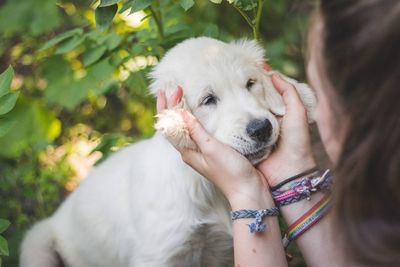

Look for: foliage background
[0,0,315,266]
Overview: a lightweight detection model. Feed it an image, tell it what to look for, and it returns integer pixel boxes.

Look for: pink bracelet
[272,169,333,207]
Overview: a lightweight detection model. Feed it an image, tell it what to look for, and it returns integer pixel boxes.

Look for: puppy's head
[150,37,316,164]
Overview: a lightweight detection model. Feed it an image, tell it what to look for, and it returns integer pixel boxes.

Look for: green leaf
[99,0,119,7]
[0,0,61,36]
[0,236,8,256]
[0,66,14,98]
[0,97,61,158]
[0,92,19,115]
[230,0,257,11]
[40,28,83,51]
[104,33,123,50]
[42,57,114,109]
[83,46,107,66]
[0,118,16,138]
[121,0,152,14]
[125,70,148,96]
[179,0,195,11]
[0,220,10,234]
[209,0,222,3]
[55,35,85,54]
[95,4,118,31]
[203,24,219,38]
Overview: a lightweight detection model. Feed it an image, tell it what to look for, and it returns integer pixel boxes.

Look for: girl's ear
[261,70,317,123]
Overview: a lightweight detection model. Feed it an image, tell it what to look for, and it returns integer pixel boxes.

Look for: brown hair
[313,0,400,265]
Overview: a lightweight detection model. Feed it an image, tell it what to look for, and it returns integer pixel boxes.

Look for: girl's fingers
[180,110,217,154]
[179,148,207,173]
[167,86,183,108]
[262,63,272,72]
[156,90,167,113]
[156,86,183,114]
[271,74,306,114]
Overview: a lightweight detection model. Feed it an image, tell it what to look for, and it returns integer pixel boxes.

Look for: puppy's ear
[261,71,317,123]
[261,71,286,116]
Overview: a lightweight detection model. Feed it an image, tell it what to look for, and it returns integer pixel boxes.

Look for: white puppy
[20,37,316,267]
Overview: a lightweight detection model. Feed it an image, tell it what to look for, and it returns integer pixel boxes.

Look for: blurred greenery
[0,0,314,266]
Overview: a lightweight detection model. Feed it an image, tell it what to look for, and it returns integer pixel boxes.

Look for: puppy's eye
[201,94,218,106]
[246,79,256,90]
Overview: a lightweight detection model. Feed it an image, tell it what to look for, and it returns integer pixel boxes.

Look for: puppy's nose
[246,119,272,143]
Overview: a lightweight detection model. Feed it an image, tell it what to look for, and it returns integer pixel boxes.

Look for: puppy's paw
[155,110,197,150]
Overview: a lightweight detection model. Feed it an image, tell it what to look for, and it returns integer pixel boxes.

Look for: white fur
[153,38,316,161]
[20,37,316,267]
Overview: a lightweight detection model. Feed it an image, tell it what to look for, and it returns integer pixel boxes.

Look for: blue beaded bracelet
[231,208,280,233]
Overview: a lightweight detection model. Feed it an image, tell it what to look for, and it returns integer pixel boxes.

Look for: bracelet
[270,167,319,192]
[272,169,333,206]
[282,193,332,249]
[231,208,280,233]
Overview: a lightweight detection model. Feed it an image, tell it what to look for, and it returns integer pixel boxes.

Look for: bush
[0,0,313,266]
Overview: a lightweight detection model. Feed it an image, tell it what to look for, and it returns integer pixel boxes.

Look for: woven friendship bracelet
[282,193,332,249]
[270,167,319,192]
[272,169,333,207]
[231,208,280,233]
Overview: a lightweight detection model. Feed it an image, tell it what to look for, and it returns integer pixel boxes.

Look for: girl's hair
[316,0,400,265]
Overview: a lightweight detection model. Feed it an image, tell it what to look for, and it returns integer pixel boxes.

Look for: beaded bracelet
[272,169,333,207]
[231,208,280,233]
[282,193,332,248]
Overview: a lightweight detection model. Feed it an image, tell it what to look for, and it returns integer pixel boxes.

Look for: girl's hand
[257,74,316,186]
[156,88,274,209]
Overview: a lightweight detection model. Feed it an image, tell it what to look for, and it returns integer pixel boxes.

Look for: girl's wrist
[265,157,317,187]
[228,186,275,211]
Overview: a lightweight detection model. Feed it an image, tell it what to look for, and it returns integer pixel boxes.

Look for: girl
[157,1,400,266]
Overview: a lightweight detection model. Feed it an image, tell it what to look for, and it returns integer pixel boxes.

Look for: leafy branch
[0,66,15,267]
[228,0,265,40]
[0,66,18,138]
[0,219,10,267]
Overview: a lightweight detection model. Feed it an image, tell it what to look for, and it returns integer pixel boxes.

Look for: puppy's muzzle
[246,118,272,143]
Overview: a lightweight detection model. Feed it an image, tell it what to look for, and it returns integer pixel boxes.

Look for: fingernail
[273,74,283,81]
[172,86,180,96]
[176,86,183,97]
[263,63,272,71]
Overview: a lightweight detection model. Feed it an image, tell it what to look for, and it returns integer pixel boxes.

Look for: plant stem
[149,5,164,40]
[232,0,265,40]
[148,0,165,57]
[232,4,254,30]
[254,0,265,41]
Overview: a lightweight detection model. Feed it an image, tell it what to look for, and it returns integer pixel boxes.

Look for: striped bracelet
[231,208,280,233]
[272,169,333,207]
[282,193,332,248]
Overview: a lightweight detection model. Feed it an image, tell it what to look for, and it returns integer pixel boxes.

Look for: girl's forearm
[280,192,347,267]
[232,217,288,267]
[230,193,288,267]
